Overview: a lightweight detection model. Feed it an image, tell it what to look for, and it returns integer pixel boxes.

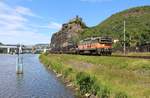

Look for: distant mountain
[0,42,3,45]
[80,6,150,47]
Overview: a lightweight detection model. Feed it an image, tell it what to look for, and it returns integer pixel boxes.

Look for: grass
[113,52,150,56]
[39,53,150,98]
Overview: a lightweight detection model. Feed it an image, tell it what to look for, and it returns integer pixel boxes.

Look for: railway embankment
[39,53,150,98]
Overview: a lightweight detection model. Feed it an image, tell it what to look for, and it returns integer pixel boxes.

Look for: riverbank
[39,53,150,98]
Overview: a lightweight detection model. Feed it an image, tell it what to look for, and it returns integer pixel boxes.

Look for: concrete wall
[0,48,7,54]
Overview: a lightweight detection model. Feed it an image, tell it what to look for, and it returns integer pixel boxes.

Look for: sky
[0,0,150,45]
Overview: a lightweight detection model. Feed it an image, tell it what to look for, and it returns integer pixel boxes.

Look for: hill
[50,16,87,51]
[80,6,150,47]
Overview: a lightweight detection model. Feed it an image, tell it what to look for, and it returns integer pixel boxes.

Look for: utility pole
[123,20,126,55]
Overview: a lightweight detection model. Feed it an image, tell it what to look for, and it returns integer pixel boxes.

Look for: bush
[63,67,73,78]
[90,81,100,95]
[101,87,110,98]
[76,72,95,94]
[115,92,128,98]
[43,52,49,56]
[51,61,63,73]
[97,86,110,98]
[76,72,111,97]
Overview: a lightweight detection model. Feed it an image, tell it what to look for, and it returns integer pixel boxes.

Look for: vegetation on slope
[40,53,150,98]
[80,6,150,47]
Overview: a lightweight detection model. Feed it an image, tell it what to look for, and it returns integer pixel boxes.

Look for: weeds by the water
[39,53,150,98]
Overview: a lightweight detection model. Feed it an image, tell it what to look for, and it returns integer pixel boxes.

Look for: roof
[0,45,17,48]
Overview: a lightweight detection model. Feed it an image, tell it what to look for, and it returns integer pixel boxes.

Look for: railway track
[50,51,150,59]
[73,53,150,59]
[112,55,150,59]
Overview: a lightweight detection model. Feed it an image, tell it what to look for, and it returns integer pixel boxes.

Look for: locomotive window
[79,37,112,46]
[92,39,98,43]
[100,38,112,43]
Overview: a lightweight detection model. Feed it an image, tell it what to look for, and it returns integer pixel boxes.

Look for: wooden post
[124,20,126,55]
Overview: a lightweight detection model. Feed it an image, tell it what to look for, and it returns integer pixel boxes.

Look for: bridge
[0,45,18,54]
[0,45,34,54]
[0,44,50,54]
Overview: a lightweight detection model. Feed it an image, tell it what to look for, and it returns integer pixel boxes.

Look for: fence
[113,45,150,53]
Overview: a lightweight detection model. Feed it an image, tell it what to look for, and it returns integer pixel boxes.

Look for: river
[0,54,75,98]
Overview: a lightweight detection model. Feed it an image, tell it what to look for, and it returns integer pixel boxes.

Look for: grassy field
[39,53,150,98]
[113,52,150,56]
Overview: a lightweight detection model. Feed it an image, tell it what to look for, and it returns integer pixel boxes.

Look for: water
[0,54,75,98]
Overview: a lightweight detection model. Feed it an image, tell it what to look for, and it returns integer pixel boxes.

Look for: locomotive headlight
[102,44,105,46]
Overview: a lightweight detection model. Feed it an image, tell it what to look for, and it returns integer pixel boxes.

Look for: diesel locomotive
[77,36,112,55]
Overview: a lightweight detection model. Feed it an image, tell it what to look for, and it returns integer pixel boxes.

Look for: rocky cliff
[50,16,87,51]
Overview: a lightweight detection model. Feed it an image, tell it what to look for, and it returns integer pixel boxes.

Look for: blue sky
[0,0,150,45]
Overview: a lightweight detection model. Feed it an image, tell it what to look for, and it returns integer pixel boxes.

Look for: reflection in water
[16,55,23,74]
[0,54,74,98]
[16,74,24,88]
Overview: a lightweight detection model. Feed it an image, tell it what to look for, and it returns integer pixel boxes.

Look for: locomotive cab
[97,37,112,55]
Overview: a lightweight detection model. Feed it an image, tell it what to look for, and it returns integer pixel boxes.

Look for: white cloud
[47,22,62,29]
[0,30,50,45]
[0,1,58,45]
[27,21,62,30]
[15,6,35,16]
[14,6,42,18]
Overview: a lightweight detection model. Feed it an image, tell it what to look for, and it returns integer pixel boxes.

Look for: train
[77,37,112,55]
[50,36,113,56]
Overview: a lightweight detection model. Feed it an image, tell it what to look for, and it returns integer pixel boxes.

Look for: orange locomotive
[77,37,112,55]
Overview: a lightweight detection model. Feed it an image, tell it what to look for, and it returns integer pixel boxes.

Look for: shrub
[90,81,100,95]
[51,61,63,73]
[76,72,95,94]
[115,92,128,98]
[43,52,49,56]
[63,67,73,78]
[101,87,110,98]
[76,72,111,97]
[97,86,110,98]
